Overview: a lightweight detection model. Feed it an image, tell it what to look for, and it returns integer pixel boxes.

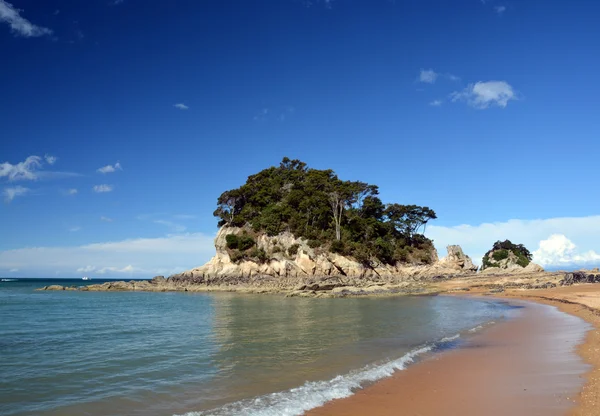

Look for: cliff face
[169,226,477,286]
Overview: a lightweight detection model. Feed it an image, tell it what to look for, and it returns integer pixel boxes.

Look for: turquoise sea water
[0,278,515,416]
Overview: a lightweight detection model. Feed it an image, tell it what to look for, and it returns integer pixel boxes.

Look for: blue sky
[1,0,600,277]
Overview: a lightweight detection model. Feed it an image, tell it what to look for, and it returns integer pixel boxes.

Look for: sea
[0,278,517,416]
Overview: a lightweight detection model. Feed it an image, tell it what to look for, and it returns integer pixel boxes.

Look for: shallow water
[0,279,515,416]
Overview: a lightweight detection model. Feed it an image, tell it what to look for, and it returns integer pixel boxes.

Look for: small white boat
[82,276,91,281]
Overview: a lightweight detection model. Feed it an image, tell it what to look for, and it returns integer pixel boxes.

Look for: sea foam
[179,333,464,416]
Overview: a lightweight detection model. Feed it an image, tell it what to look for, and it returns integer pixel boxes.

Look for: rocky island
[39,158,588,297]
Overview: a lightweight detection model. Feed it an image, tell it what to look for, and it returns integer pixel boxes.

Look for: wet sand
[307,295,593,416]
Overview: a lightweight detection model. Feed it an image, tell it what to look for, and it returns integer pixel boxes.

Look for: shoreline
[495,287,600,415]
[306,289,599,416]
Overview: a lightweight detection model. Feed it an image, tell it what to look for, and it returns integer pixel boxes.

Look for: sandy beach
[307,285,600,416]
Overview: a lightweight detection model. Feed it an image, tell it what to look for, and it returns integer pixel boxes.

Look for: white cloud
[494,5,507,15]
[66,188,78,195]
[1,155,77,182]
[93,184,114,193]
[450,81,517,109]
[0,232,216,277]
[9,268,18,272]
[0,155,42,181]
[174,103,189,110]
[76,265,95,273]
[533,235,600,267]
[44,154,57,165]
[427,215,600,269]
[3,186,30,202]
[100,216,113,222]
[429,99,443,107]
[419,69,438,84]
[97,162,122,174]
[69,226,81,232]
[0,0,53,37]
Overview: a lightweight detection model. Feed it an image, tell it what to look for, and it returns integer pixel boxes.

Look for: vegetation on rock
[213,157,438,266]
[481,240,532,270]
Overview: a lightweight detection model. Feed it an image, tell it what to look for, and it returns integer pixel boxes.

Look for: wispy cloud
[418,69,460,84]
[429,99,443,107]
[100,216,113,222]
[111,0,125,5]
[66,188,78,195]
[0,233,216,277]
[494,5,507,15]
[93,184,114,193]
[253,108,269,122]
[1,155,78,182]
[419,69,438,84]
[69,226,81,232]
[97,162,122,174]
[172,214,196,220]
[0,0,53,37]
[174,103,189,110]
[3,186,29,203]
[44,154,57,165]
[450,81,517,109]
[153,220,186,233]
[0,156,42,181]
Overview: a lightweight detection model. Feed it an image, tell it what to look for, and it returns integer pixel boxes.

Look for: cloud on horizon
[428,215,600,269]
[0,232,216,277]
[450,81,517,109]
[0,0,53,37]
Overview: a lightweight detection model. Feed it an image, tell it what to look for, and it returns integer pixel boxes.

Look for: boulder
[560,272,600,286]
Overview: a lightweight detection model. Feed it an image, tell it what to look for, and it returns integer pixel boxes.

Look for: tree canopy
[213,157,437,265]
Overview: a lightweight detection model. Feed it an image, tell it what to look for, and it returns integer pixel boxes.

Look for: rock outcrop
[559,272,600,286]
[438,245,478,272]
[480,249,543,274]
[168,226,477,288]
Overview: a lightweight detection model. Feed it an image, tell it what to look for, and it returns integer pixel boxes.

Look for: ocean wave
[178,333,466,416]
[1,278,18,282]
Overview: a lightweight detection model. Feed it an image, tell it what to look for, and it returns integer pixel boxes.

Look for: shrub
[288,243,300,256]
[225,234,239,250]
[393,247,409,263]
[492,249,509,261]
[230,250,245,263]
[272,245,282,253]
[238,235,256,251]
[330,240,345,254]
[308,239,321,248]
[516,255,530,268]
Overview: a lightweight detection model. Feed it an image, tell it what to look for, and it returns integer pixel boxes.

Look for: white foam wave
[178,332,470,416]
[440,334,460,342]
[1,278,17,282]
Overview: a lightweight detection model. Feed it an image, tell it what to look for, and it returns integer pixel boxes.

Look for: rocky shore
[39,225,587,297]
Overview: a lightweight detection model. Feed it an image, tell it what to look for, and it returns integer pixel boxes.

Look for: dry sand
[306,284,600,416]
